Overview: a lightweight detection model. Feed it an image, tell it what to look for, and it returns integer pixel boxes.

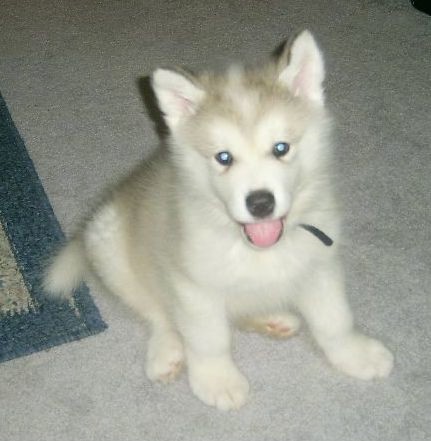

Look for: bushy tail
[43,239,86,299]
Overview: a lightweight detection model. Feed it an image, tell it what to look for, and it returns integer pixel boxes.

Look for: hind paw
[240,313,301,339]
[145,332,184,383]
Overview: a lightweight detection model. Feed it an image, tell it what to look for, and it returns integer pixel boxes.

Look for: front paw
[326,333,394,380]
[188,358,249,411]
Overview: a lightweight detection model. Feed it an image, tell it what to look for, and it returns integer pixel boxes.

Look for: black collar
[299,224,333,247]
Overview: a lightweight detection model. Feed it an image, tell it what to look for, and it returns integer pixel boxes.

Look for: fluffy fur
[44,31,393,410]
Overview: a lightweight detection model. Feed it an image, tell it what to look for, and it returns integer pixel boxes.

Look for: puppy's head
[152,31,328,248]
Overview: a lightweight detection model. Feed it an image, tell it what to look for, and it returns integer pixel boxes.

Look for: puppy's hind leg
[91,255,184,383]
[238,312,301,339]
[144,309,184,383]
[84,204,184,383]
[102,278,184,383]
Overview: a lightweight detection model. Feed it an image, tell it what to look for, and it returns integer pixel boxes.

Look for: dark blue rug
[0,93,107,363]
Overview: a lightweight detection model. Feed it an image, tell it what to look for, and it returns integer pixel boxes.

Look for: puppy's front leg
[174,277,249,411]
[295,263,394,380]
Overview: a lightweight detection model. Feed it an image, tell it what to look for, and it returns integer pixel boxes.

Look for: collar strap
[299,224,334,247]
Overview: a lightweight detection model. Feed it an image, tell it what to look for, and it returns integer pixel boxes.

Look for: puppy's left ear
[152,68,205,130]
[277,30,325,105]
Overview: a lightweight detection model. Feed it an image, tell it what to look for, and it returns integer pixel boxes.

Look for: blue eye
[215,151,233,166]
[273,142,290,158]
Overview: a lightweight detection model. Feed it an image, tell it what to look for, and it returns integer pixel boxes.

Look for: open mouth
[242,218,284,248]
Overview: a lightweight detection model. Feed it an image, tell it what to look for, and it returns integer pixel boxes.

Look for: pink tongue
[243,219,283,248]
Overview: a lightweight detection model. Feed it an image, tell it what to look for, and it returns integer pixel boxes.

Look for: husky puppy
[45,31,393,410]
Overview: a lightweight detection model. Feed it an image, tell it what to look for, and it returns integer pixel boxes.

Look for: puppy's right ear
[152,69,205,130]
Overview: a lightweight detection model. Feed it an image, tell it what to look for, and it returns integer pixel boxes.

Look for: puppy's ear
[152,68,205,130]
[277,30,325,105]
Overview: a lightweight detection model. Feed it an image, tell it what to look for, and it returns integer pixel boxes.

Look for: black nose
[246,190,275,218]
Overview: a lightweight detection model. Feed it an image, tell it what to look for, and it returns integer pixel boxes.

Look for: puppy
[45,31,394,410]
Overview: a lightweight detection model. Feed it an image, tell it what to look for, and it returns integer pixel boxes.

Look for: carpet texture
[0,93,107,362]
[0,1,429,440]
